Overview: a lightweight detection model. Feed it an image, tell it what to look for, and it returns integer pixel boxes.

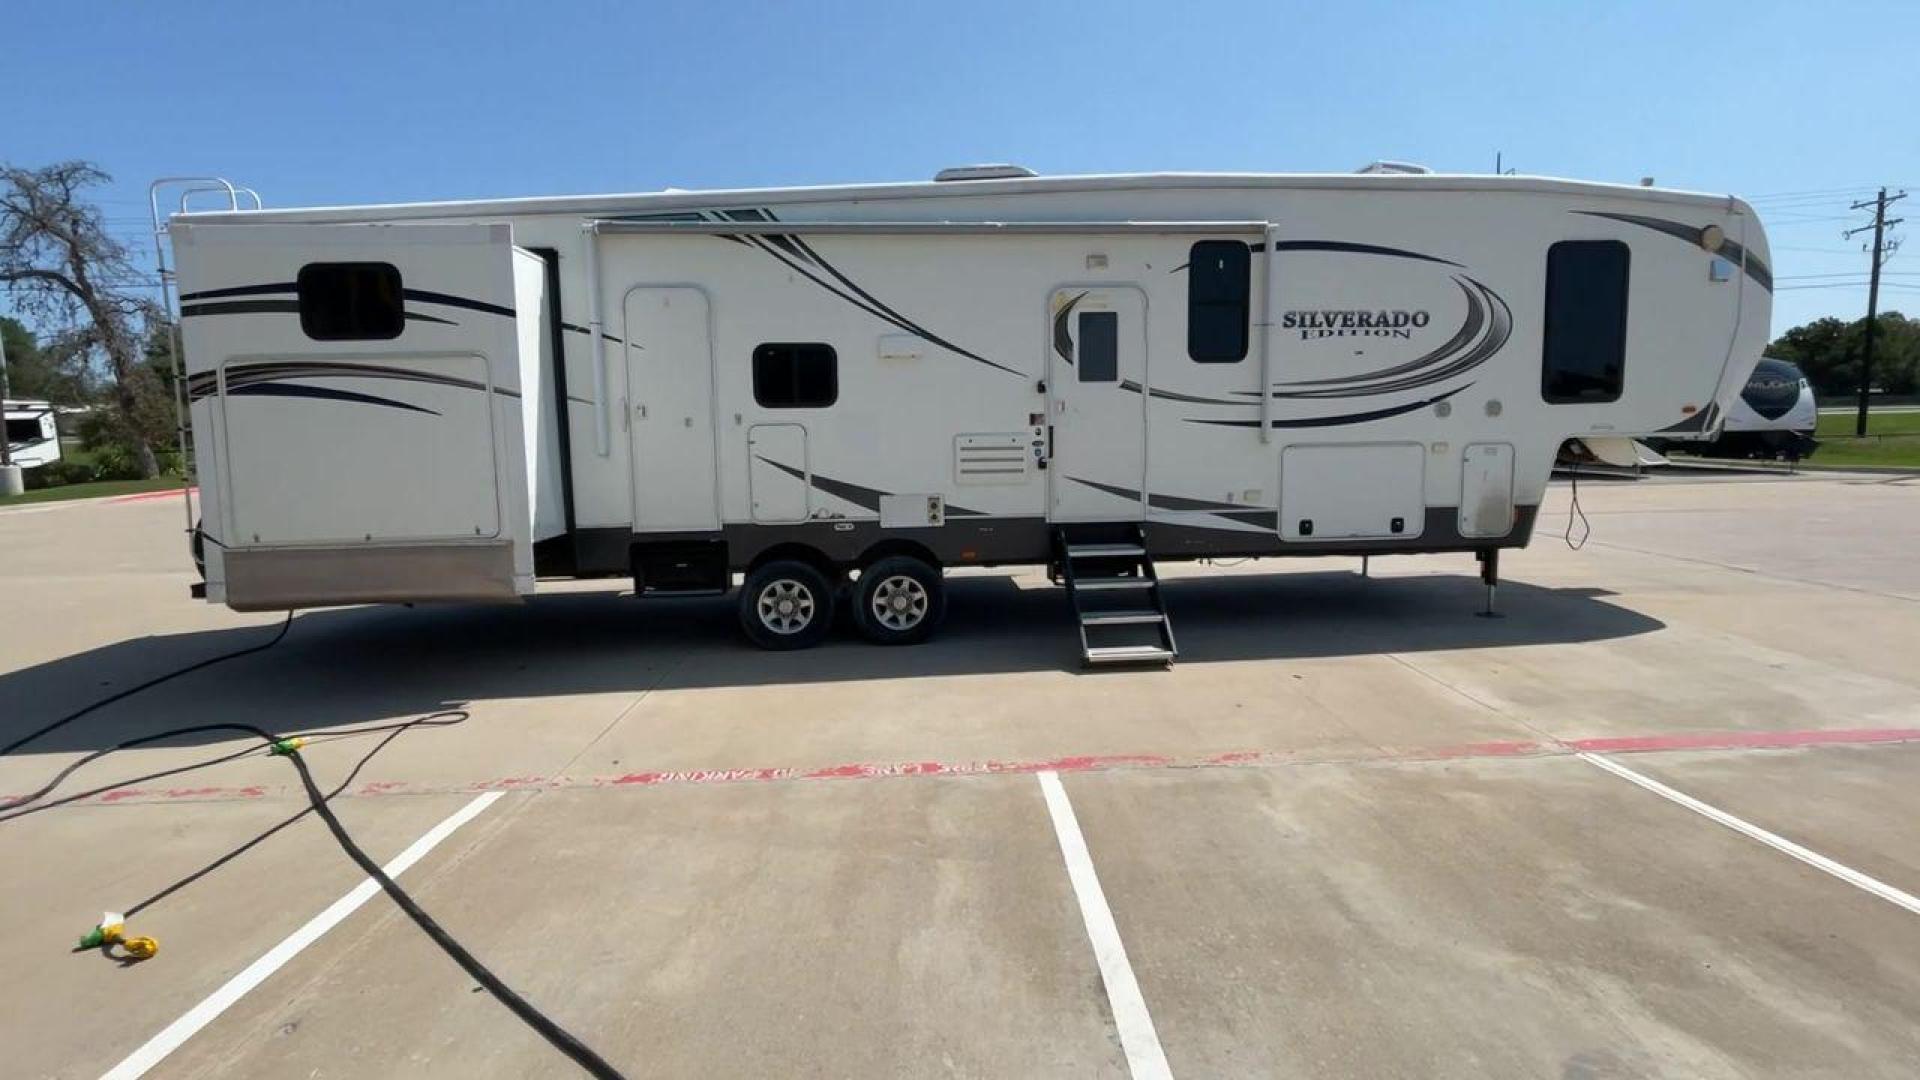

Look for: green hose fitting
[268,737,307,756]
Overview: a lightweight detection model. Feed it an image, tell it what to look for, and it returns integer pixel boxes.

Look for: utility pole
[0,323,18,497]
[1843,188,1906,437]
[0,321,12,468]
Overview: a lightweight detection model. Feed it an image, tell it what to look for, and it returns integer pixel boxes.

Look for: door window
[1078,311,1118,383]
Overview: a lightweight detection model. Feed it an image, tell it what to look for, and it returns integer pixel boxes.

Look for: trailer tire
[739,560,835,650]
[850,556,945,646]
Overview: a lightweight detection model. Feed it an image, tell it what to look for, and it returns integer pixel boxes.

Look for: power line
[1748,184,1883,200]
[1775,270,1920,281]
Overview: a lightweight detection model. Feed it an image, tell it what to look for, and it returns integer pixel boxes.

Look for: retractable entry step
[1054,524,1177,667]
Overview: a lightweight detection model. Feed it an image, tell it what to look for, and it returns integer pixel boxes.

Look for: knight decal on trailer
[153,162,1773,664]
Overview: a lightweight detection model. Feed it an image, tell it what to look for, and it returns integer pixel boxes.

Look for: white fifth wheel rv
[159,165,1772,662]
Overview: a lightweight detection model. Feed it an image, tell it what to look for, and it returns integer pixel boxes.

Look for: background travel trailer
[3,399,63,469]
[164,168,1772,658]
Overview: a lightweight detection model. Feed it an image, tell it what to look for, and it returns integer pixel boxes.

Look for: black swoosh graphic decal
[179,281,297,302]
[190,360,522,404]
[402,288,514,319]
[1572,211,1773,291]
[1266,277,1488,389]
[1655,410,1710,434]
[561,321,627,346]
[1189,384,1472,429]
[1053,292,1088,364]
[753,455,986,517]
[179,299,456,327]
[1172,240,1463,273]
[1123,275,1509,407]
[1117,380,1238,405]
[226,382,440,415]
[1065,476,1244,513]
[711,209,1024,377]
[1257,240,1463,267]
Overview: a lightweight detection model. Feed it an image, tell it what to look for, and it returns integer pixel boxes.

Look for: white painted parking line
[1578,752,1920,916]
[1037,770,1173,1080]
[101,791,505,1080]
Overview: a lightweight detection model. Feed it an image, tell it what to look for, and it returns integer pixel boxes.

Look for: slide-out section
[173,222,560,609]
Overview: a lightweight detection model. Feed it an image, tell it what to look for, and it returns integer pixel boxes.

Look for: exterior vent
[934,164,1038,182]
[954,433,1031,485]
[1355,160,1433,175]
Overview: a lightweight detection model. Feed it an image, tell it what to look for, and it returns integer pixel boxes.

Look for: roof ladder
[1053,523,1177,667]
[147,177,262,546]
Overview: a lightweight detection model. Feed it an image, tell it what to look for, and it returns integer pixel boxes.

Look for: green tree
[1768,311,1918,397]
[1,315,93,403]
[0,161,171,476]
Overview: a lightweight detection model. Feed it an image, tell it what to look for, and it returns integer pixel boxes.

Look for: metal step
[1085,644,1175,665]
[1056,524,1176,668]
[1080,610,1166,626]
[1074,578,1154,592]
[1065,543,1145,559]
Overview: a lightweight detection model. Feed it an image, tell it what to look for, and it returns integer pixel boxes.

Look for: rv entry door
[1047,285,1148,521]
[623,287,718,531]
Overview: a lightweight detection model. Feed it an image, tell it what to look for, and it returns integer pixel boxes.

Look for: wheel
[850,556,945,646]
[739,560,835,650]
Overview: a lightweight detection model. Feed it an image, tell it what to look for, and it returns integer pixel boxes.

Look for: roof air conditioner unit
[933,164,1039,182]
[1355,160,1433,175]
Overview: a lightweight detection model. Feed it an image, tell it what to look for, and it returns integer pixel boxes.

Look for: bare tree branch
[1,161,166,476]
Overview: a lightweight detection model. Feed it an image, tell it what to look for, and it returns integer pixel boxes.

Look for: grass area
[1816,410,1920,438]
[1801,437,1920,469]
[0,476,184,506]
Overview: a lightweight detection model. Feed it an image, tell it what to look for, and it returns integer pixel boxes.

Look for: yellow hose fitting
[269,737,307,756]
[78,912,158,960]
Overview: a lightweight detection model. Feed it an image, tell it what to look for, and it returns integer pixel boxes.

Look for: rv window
[753,343,838,408]
[1188,240,1250,363]
[1078,311,1119,382]
[297,263,405,341]
[1541,240,1630,402]
[7,417,42,443]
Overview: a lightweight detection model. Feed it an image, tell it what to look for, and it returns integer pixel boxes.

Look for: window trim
[296,261,406,342]
[1187,240,1251,364]
[1540,239,1631,404]
[752,342,839,409]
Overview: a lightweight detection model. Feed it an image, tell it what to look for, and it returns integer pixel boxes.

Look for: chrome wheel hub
[870,574,929,632]
[756,579,816,635]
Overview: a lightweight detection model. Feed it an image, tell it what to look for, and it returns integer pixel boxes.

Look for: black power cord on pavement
[1,614,628,1079]
[1,611,294,757]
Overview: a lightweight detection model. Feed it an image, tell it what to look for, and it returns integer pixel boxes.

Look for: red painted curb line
[11,724,1920,811]
[109,486,199,504]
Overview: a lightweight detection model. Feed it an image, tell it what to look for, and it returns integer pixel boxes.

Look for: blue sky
[5,0,1916,334]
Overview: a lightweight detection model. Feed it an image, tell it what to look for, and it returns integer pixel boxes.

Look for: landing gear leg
[1475,549,1502,618]
[1360,555,1370,579]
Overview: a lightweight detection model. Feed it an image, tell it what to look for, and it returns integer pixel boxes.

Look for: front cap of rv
[1705,197,1774,438]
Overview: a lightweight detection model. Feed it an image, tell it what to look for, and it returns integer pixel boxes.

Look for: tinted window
[297,263,405,341]
[1078,312,1118,382]
[1541,240,1630,402]
[1188,240,1250,362]
[753,343,838,407]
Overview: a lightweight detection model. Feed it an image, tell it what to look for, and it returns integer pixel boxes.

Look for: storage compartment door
[1459,442,1516,538]
[747,424,809,523]
[1280,443,1426,541]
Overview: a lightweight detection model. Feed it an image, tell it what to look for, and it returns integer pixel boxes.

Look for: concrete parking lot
[2,469,1917,1078]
